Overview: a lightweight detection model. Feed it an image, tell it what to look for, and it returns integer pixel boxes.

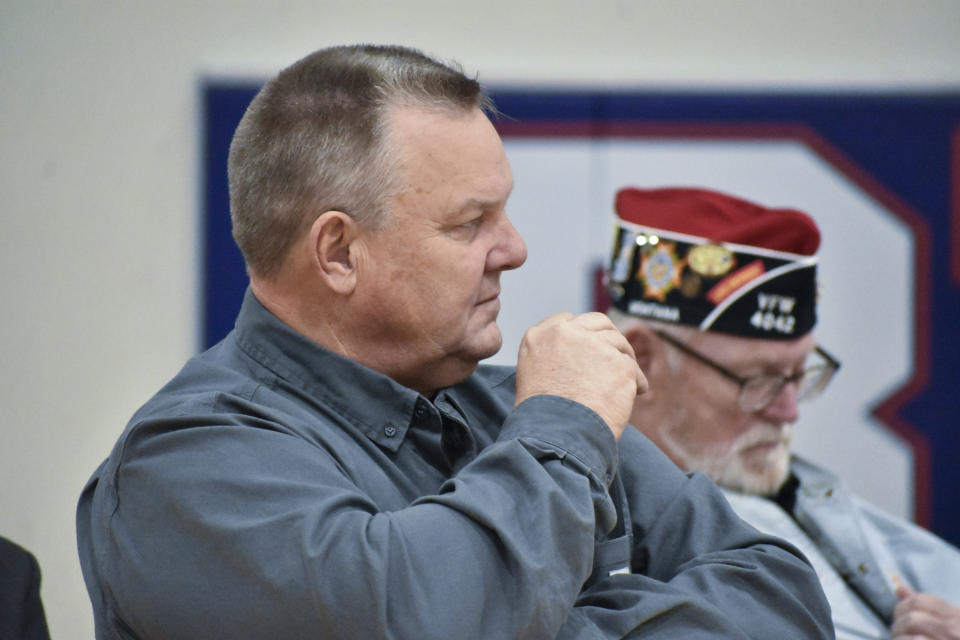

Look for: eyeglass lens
[738,364,836,411]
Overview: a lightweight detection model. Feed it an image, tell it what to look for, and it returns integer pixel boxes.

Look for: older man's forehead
[696,330,816,366]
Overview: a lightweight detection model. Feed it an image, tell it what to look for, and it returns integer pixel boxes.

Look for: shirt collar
[233,288,422,452]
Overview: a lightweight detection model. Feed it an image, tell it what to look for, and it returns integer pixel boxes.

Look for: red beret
[615,187,820,256]
[607,187,820,338]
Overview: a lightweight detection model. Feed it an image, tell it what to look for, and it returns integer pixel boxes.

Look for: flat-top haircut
[228,44,491,278]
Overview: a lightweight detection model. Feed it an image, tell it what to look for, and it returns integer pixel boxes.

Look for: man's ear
[622,323,657,372]
[309,211,360,294]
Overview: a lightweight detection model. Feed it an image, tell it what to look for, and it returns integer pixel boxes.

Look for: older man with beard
[606,186,960,640]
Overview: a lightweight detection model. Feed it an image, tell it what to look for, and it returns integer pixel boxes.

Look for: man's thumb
[893,574,915,600]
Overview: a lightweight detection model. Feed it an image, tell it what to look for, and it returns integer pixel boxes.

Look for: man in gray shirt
[76,44,833,639]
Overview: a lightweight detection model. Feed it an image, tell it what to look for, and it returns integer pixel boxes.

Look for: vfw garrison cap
[607,187,820,339]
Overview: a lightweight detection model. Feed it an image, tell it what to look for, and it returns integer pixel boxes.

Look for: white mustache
[732,423,793,453]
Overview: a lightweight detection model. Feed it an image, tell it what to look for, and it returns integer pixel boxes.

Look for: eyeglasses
[654,330,841,412]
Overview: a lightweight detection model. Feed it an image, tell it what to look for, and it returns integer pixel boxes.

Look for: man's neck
[249,276,348,353]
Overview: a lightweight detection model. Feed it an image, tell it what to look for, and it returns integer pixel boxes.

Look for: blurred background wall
[2,2,958,637]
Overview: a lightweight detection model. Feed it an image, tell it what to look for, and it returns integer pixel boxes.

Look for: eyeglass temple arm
[652,329,747,385]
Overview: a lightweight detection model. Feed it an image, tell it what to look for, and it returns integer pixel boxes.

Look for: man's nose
[487,213,527,272]
[759,380,800,424]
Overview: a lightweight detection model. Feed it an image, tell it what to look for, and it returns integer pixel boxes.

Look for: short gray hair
[228,44,493,278]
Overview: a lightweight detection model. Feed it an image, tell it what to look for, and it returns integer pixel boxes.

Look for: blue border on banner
[202,82,960,547]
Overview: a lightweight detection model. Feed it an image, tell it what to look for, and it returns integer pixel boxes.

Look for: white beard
[662,421,793,496]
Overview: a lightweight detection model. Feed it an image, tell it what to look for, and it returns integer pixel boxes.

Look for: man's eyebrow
[743,353,809,375]
[460,198,497,210]
[453,195,508,214]
[460,182,515,210]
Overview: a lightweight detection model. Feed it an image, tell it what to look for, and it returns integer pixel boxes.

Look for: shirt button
[415,404,425,417]
[384,425,397,437]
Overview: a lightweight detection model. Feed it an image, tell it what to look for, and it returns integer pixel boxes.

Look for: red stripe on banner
[799,128,935,529]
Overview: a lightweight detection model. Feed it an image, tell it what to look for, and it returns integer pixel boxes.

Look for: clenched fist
[514,312,649,440]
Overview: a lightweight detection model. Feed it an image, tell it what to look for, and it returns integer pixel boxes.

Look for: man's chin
[717,450,791,496]
[466,323,503,362]
[723,473,789,497]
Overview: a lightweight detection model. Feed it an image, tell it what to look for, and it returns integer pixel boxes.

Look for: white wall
[2,2,958,637]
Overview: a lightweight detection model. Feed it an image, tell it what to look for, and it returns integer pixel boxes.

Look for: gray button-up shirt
[77,289,833,639]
